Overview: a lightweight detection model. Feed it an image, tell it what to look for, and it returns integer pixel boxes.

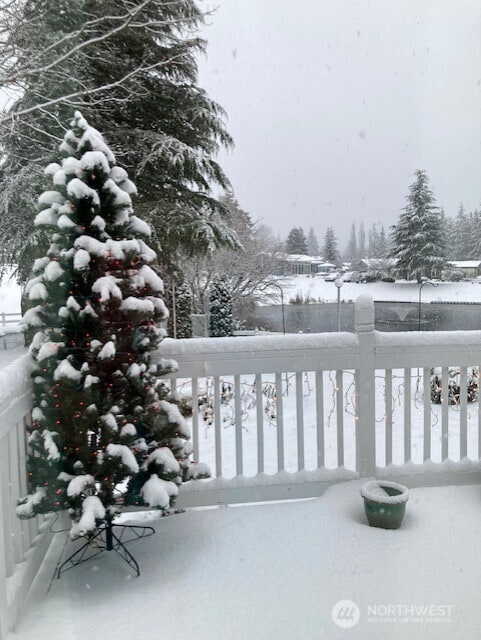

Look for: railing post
[355,295,376,476]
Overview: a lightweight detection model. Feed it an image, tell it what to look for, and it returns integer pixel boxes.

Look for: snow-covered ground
[0,270,21,314]
[273,275,481,304]
[10,481,481,639]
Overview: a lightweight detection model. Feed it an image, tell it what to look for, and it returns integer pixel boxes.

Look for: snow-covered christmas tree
[17,112,209,540]
[209,278,233,337]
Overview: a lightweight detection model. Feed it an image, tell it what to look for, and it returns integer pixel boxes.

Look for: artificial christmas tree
[17,112,209,563]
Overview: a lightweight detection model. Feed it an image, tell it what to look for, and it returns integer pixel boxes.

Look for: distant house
[279,254,328,275]
[316,261,336,274]
[352,258,396,276]
[447,261,481,278]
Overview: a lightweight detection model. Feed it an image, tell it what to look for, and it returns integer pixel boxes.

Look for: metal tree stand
[57,521,155,578]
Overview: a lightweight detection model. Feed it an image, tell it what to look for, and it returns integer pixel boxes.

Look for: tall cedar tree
[285,227,307,254]
[17,113,209,539]
[0,0,237,282]
[209,278,233,337]
[389,170,446,282]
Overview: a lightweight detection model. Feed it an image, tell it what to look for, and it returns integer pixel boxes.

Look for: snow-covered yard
[9,480,481,640]
[271,275,481,304]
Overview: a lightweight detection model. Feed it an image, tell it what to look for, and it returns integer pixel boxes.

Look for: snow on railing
[0,354,59,638]
[157,295,481,506]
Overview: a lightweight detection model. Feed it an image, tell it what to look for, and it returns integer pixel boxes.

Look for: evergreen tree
[453,205,481,260]
[367,223,379,258]
[470,210,481,258]
[285,227,307,254]
[368,223,389,258]
[209,278,233,337]
[166,282,193,339]
[17,112,209,539]
[359,221,366,260]
[322,227,339,264]
[378,225,389,258]
[345,222,359,264]
[389,170,446,282]
[0,1,237,282]
[306,227,320,256]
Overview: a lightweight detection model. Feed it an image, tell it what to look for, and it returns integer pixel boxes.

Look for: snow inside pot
[360,480,409,530]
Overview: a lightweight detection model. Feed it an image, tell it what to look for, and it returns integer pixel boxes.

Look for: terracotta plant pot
[360,480,409,529]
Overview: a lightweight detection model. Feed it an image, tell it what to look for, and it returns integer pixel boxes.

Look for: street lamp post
[418,280,438,331]
[334,277,344,332]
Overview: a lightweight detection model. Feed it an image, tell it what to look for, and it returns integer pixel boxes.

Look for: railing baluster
[336,370,344,467]
[441,367,449,460]
[478,366,481,460]
[1,313,5,351]
[0,442,13,577]
[234,375,243,476]
[275,373,284,472]
[191,377,199,465]
[404,368,411,463]
[460,366,468,459]
[296,372,305,471]
[316,371,324,469]
[255,374,264,474]
[385,369,393,466]
[18,417,30,554]
[423,367,431,461]
[8,427,23,564]
[214,377,222,477]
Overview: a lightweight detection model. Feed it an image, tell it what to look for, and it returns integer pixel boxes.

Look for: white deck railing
[157,295,481,507]
[3,294,481,632]
[0,354,63,638]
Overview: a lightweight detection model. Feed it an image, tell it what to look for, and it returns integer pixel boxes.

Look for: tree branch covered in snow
[0,0,239,282]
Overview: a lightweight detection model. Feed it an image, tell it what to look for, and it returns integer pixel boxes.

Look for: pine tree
[285,227,307,254]
[17,112,209,539]
[209,278,233,337]
[378,225,389,258]
[470,210,481,258]
[452,206,463,259]
[306,227,320,256]
[0,1,237,282]
[389,170,446,282]
[368,223,389,259]
[345,222,359,264]
[359,221,366,260]
[322,227,339,264]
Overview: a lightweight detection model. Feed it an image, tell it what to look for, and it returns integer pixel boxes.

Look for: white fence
[0,354,59,639]
[0,313,22,350]
[157,295,481,508]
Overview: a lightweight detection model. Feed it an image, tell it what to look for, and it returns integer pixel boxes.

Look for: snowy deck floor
[9,480,481,640]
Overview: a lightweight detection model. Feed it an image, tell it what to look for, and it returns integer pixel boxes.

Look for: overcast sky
[197,0,481,247]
